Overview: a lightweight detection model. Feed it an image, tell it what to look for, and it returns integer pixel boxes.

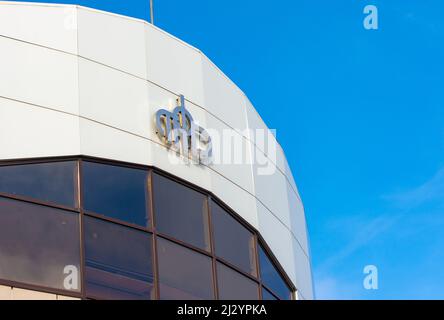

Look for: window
[0,157,295,300]
[258,246,291,300]
[0,161,77,207]
[261,287,278,300]
[84,216,154,300]
[0,197,80,292]
[157,237,214,300]
[216,263,259,300]
[211,201,257,276]
[153,173,210,251]
[82,162,149,227]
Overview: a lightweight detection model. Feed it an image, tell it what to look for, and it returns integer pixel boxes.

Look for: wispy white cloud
[315,165,444,299]
[316,211,401,273]
[382,167,444,209]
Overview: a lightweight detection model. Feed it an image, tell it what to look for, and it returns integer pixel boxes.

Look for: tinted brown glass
[84,216,154,300]
[216,262,259,300]
[152,173,210,251]
[261,286,278,300]
[0,161,77,208]
[82,162,149,228]
[211,201,257,276]
[0,197,81,292]
[258,245,291,300]
[156,237,214,300]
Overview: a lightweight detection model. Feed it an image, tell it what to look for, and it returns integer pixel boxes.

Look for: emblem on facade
[155,95,212,164]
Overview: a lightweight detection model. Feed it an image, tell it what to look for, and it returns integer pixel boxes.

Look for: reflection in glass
[82,162,149,227]
[84,216,154,300]
[0,197,80,291]
[258,246,291,300]
[157,237,213,300]
[217,263,259,300]
[211,201,257,276]
[0,161,77,207]
[153,173,210,251]
[261,287,278,300]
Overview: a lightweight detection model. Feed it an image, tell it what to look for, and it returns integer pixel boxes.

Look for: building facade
[0,1,313,300]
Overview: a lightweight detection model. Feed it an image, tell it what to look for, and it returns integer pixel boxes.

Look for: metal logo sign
[155,95,212,164]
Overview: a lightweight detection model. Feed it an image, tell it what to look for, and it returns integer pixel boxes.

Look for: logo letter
[155,95,212,164]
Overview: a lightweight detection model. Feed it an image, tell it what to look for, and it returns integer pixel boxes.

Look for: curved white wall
[0,1,313,299]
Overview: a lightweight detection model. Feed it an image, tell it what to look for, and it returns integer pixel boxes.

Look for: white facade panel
[0,2,78,54]
[150,144,212,192]
[275,143,288,177]
[284,155,300,198]
[11,287,57,300]
[57,295,80,300]
[210,169,259,229]
[149,141,212,192]
[244,96,273,153]
[0,35,79,115]
[79,118,150,165]
[287,183,309,254]
[77,7,147,79]
[0,98,80,159]
[201,56,248,132]
[78,57,151,138]
[257,200,297,284]
[146,25,205,107]
[293,237,314,300]
[206,112,255,195]
[0,285,12,300]
[253,162,292,229]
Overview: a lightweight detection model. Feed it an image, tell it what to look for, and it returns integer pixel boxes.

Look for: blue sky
[21,0,444,299]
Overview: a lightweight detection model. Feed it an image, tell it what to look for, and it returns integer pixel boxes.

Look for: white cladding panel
[77,6,148,79]
[78,57,151,138]
[145,24,205,107]
[0,35,79,115]
[0,97,80,159]
[0,2,77,54]
[293,237,314,300]
[256,200,297,282]
[0,1,312,299]
[288,184,309,254]
[201,56,248,132]
[206,112,256,195]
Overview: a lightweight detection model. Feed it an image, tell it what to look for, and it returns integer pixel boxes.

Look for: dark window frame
[0,155,296,300]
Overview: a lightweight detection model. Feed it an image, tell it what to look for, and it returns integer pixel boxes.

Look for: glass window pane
[84,216,154,300]
[0,197,80,292]
[258,246,291,300]
[82,162,149,227]
[153,173,210,251]
[212,201,257,276]
[0,161,77,207]
[217,263,259,300]
[157,237,214,300]
[262,287,278,300]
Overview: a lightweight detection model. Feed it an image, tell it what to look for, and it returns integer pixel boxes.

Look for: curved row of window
[0,158,293,300]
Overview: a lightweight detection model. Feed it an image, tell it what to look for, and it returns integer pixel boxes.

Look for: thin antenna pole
[149,0,154,25]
